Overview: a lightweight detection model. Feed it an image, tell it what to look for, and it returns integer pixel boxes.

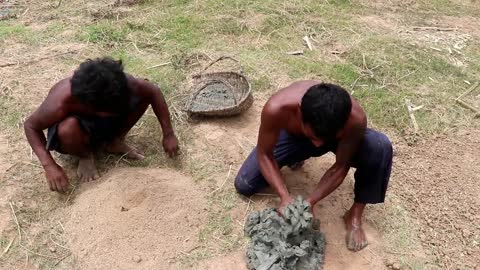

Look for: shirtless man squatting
[24,57,179,193]
[234,81,393,251]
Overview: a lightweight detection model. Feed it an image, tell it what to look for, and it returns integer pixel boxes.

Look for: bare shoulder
[126,74,158,97]
[44,77,73,109]
[344,99,367,134]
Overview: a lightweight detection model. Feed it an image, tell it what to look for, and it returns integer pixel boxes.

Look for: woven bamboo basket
[184,56,253,117]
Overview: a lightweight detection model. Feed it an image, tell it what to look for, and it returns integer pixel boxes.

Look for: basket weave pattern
[184,57,253,117]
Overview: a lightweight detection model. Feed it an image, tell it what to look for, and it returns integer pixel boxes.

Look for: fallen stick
[147,61,172,69]
[0,49,80,68]
[1,236,16,257]
[455,81,479,101]
[455,99,480,117]
[405,98,419,134]
[208,165,232,196]
[9,201,22,243]
[286,50,304,55]
[412,26,457,31]
[303,36,314,50]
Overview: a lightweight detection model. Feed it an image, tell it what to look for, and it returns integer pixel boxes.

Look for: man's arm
[138,79,179,157]
[307,114,367,206]
[257,105,292,206]
[24,82,70,192]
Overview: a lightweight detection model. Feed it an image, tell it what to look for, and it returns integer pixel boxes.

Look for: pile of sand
[66,168,207,270]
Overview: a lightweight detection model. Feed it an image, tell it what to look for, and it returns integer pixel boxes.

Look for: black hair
[70,57,130,113]
[301,83,352,140]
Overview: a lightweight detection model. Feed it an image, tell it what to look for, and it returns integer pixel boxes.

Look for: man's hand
[277,194,294,216]
[162,133,179,158]
[44,164,69,193]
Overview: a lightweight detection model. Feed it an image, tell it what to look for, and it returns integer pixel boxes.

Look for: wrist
[279,191,291,201]
[42,162,58,169]
[162,129,175,138]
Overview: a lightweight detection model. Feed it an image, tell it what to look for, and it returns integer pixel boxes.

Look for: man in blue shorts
[234,81,392,251]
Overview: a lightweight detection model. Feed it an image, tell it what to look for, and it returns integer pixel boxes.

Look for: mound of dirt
[66,168,207,270]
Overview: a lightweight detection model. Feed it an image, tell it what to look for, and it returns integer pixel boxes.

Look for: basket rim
[187,71,252,113]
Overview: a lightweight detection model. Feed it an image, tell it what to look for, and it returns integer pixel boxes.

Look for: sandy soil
[65,168,208,270]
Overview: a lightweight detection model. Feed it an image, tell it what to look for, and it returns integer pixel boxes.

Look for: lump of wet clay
[245,197,326,270]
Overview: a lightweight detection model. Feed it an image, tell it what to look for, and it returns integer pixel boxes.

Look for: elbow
[23,117,36,137]
[23,118,31,133]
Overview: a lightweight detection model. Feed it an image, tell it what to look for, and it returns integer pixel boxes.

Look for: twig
[54,253,71,266]
[131,42,141,53]
[9,201,22,242]
[21,7,29,16]
[412,26,457,31]
[405,98,420,134]
[242,199,252,228]
[49,233,71,251]
[209,165,232,196]
[0,49,80,68]
[286,50,304,55]
[397,70,417,82]
[147,62,172,69]
[64,185,76,205]
[455,99,480,117]
[454,82,480,117]
[114,151,132,167]
[303,35,314,50]
[1,236,16,257]
[58,221,66,233]
[455,81,479,101]
[55,0,63,8]
[21,161,42,168]
[253,193,276,197]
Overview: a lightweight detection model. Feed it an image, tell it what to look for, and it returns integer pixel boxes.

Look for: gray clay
[245,197,326,270]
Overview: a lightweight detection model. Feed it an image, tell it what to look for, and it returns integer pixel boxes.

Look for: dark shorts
[46,115,125,152]
[234,129,393,204]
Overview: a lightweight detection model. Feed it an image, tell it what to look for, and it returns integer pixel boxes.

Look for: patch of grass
[215,17,247,36]
[328,63,359,85]
[162,15,206,49]
[80,22,130,45]
[0,21,26,41]
[283,57,327,79]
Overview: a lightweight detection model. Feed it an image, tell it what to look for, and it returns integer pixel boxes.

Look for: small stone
[121,206,129,212]
[385,259,394,267]
[49,247,57,253]
[392,262,401,270]
[132,255,142,263]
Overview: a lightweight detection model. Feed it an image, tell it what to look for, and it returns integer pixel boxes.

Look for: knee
[57,117,88,146]
[234,173,255,197]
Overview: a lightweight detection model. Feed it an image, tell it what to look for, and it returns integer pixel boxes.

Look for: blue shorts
[234,129,393,204]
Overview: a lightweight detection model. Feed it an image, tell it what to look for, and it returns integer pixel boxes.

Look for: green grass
[81,22,130,44]
[0,21,26,41]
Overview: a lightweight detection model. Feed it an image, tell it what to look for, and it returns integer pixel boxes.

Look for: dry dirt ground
[1,0,480,270]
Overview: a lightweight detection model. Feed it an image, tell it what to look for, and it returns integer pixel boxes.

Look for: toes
[346,232,355,250]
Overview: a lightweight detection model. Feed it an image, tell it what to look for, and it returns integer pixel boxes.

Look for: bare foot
[106,139,145,160]
[77,155,100,182]
[343,210,368,251]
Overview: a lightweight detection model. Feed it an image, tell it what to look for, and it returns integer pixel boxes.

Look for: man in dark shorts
[234,81,392,251]
[24,58,179,193]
